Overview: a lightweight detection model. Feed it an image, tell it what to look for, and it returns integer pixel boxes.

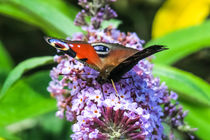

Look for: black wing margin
[108,45,168,81]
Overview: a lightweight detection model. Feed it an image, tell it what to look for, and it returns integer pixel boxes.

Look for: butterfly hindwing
[108,45,167,81]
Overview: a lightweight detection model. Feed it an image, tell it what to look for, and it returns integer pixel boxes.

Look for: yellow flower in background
[0,138,5,140]
[152,0,210,38]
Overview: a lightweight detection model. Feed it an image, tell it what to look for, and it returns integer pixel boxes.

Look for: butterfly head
[44,37,76,57]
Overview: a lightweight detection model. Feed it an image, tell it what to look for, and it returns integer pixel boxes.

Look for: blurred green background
[0,0,210,140]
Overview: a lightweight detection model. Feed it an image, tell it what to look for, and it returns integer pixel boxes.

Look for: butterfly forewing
[45,37,103,71]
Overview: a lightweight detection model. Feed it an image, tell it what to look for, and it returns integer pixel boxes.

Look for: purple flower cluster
[48,27,182,139]
[75,0,117,29]
[47,0,196,139]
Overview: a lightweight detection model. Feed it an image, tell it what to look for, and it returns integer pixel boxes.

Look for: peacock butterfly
[45,37,167,84]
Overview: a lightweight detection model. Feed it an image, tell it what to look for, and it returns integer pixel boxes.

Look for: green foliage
[0,71,56,127]
[39,112,66,135]
[14,112,73,140]
[146,20,210,65]
[1,56,53,98]
[153,64,210,107]
[0,127,21,140]
[0,41,13,72]
[181,102,210,140]
[0,41,14,87]
[0,0,82,38]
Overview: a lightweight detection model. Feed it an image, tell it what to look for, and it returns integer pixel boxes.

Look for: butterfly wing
[45,37,103,71]
[45,37,167,83]
[108,45,167,81]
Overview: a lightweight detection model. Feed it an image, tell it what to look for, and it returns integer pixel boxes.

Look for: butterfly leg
[110,79,120,98]
[100,84,106,100]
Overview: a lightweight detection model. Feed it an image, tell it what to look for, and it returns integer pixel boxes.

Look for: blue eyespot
[93,45,110,52]
[47,38,69,50]
[48,39,63,44]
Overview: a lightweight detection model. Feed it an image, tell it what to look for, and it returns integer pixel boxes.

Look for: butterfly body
[45,37,167,84]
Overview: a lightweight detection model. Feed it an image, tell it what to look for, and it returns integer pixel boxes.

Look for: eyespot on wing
[44,37,69,51]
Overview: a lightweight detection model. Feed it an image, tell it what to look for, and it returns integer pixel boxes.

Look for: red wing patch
[67,43,102,69]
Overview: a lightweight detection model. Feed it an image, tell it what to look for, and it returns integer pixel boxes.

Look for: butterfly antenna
[111,79,119,98]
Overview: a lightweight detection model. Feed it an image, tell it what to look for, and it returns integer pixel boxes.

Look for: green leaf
[38,111,65,135]
[147,20,210,65]
[0,2,58,37]
[0,71,56,127]
[0,0,82,37]
[0,127,21,140]
[0,2,43,27]
[181,102,210,140]
[153,64,210,107]
[0,56,54,98]
[0,70,7,88]
[0,41,13,72]
[0,41,14,86]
